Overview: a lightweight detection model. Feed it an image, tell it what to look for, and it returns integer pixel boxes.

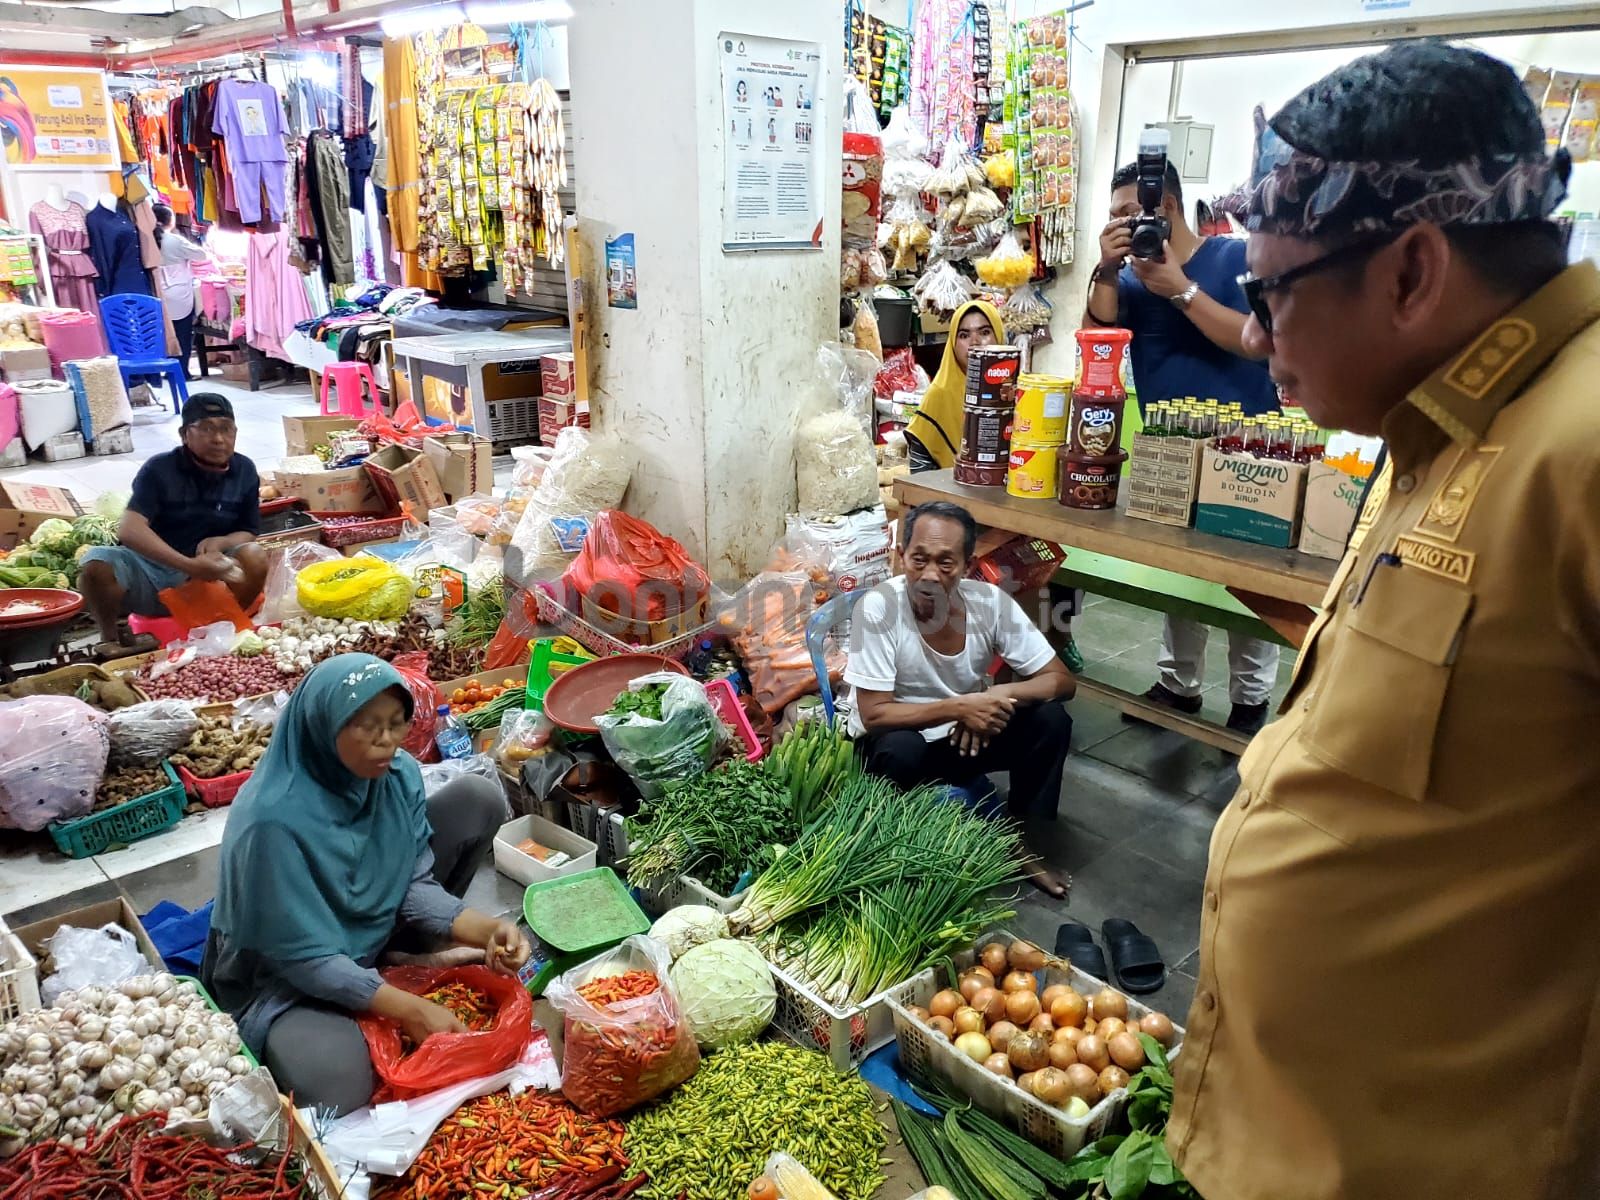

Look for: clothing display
[85,204,152,299]
[306,129,354,285]
[345,77,376,212]
[245,227,313,359]
[213,78,291,224]
[28,201,100,317]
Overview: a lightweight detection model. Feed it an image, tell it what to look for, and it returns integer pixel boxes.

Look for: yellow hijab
[905,300,1007,469]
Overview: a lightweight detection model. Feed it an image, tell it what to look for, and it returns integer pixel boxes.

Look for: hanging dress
[28,201,100,316]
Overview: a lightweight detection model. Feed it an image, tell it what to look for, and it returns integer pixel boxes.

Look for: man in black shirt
[80,394,265,657]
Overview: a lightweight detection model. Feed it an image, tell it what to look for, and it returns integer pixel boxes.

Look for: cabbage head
[649,906,730,962]
[29,519,75,554]
[668,938,775,1050]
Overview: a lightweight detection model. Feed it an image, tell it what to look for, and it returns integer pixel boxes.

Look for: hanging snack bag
[548,935,700,1118]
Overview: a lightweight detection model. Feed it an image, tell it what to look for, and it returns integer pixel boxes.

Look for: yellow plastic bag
[296,556,413,622]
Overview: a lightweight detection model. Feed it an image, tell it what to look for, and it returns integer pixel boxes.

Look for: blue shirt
[1117,236,1280,417]
[128,448,260,557]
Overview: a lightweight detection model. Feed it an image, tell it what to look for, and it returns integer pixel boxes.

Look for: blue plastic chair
[805,588,867,726]
[100,293,190,415]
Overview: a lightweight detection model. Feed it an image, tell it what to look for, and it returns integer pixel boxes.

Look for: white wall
[571,0,841,578]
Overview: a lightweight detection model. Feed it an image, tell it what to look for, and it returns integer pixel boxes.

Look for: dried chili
[371,1091,634,1200]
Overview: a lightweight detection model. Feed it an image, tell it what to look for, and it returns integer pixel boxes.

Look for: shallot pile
[0,973,252,1157]
[135,657,297,703]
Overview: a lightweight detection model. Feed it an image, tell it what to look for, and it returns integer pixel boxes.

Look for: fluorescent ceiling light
[380,2,465,36]
[464,0,573,25]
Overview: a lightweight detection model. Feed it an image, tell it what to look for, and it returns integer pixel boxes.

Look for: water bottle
[434,705,474,760]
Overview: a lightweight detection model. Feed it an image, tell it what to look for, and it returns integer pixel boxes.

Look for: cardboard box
[0,480,84,547]
[540,351,576,395]
[273,463,382,513]
[422,433,494,502]
[14,898,163,975]
[1194,445,1307,548]
[1298,461,1366,560]
[0,345,51,382]
[364,443,447,513]
[283,414,360,456]
[1125,433,1203,528]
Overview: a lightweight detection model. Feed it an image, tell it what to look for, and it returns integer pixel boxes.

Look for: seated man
[848,500,1075,897]
[80,393,266,658]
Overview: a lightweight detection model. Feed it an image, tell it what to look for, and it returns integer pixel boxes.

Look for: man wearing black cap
[80,393,265,657]
[1168,43,1599,1200]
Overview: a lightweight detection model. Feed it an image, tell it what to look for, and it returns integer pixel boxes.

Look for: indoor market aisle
[1,594,1276,1026]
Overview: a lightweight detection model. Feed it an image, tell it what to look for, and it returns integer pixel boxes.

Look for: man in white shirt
[847,501,1075,897]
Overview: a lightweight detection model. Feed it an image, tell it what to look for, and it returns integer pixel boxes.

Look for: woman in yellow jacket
[903,299,1005,471]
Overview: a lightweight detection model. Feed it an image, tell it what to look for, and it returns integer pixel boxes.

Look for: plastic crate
[885,928,1186,1159]
[0,917,41,1022]
[532,588,712,663]
[309,510,407,548]
[494,813,597,885]
[173,762,253,808]
[766,956,930,1074]
[704,677,764,763]
[48,762,186,859]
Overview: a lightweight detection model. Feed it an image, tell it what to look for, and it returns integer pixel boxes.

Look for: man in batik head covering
[1165,40,1600,1200]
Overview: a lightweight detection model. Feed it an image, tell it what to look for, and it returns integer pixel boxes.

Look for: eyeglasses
[1237,234,1399,335]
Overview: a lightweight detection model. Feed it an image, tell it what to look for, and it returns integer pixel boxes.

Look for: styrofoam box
[886,928,1186,1159]
[493,812,597,885]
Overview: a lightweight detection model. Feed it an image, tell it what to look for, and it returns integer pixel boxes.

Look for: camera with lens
[1128,128,1172,260]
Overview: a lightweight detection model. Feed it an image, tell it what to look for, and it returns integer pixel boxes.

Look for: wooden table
[894,470,1338,754]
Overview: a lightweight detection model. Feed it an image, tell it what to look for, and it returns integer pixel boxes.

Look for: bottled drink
[434,706,474,760]
[1218,412,1245,454]
[1269,418,1296,461]
[1243,417,1267,457]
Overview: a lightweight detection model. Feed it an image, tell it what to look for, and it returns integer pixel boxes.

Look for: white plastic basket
[605,812,745,917]
[767,956,933,1074]
[0,916,42,1022]
[493,813,598,885]
[886,929,1185,1159]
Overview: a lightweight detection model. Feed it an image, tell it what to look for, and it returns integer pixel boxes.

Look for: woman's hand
[485,920,531,975]
[399,995,468,1045]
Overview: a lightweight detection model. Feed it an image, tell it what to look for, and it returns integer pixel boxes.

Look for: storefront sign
[719,32,825,252]
[0,66,116,171]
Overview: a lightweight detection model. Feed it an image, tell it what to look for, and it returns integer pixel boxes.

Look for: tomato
[451,689,467,704]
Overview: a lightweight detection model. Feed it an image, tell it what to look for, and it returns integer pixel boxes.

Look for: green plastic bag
[296,556,412,621]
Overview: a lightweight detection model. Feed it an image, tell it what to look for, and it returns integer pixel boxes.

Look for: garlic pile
[0,973,252,1156]
[256,616,394,674]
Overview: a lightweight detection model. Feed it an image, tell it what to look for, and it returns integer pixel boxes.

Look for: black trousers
[860,700,1072,820]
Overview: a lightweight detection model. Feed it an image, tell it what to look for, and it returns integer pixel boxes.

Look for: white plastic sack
[38,922,148,1005]
[0,696,110,831]
[14,379,76,450]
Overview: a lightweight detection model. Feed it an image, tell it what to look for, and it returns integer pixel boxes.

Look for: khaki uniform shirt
[1168,263,1600,1200]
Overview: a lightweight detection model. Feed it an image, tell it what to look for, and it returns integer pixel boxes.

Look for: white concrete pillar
[570,0,844,580]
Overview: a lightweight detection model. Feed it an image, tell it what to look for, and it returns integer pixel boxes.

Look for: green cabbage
[668,938,776,1050]
[649,906,730,962]
[29,519,75,554]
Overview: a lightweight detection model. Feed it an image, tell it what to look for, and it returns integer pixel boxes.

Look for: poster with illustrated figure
[720,32,824,251]
[0,66,116,170]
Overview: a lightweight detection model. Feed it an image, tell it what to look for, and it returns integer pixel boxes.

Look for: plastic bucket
[1058,450,1130,510]
[876,296,914,348]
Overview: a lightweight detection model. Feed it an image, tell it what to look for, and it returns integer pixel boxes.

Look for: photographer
[1083,149,1281,733]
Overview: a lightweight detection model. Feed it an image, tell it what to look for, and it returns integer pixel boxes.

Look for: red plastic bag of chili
[357,964,535,1102]
[389,651,443,761]
[547,935,701,1118]
[561,510,711,625]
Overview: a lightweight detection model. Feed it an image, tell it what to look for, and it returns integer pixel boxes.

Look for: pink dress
[244,227,310,359]
[29,202,101,317]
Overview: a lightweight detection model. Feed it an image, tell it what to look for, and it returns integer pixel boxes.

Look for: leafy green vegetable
[29,518,75,554]
[606,682,667,721]
[69,514,118,547]
[767,718,860,828]
[624,759,795,895]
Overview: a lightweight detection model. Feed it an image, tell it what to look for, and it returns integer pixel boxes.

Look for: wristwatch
[1170,283,1201,310]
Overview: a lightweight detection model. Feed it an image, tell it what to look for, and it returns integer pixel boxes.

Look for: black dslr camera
[1128,128,1172,260]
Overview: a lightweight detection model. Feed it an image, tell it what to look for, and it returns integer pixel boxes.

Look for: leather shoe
[1227,700,1270,734]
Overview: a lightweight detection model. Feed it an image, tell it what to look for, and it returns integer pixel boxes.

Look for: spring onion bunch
[733,776,1025,1003]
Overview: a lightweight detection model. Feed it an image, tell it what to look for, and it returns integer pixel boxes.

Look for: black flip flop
[1101,918,1166,994]
[1053,920,1109,981]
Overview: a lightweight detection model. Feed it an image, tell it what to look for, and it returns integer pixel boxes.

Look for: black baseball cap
[180,393,235,428]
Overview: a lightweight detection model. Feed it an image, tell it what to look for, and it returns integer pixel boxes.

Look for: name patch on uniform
[1394,534,1475,584]
[1414,446,1501,544]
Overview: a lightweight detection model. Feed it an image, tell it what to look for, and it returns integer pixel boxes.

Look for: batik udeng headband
[1246,119,1570,238]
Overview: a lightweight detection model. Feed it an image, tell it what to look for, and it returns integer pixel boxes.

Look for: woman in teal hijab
[204,653,529,1114]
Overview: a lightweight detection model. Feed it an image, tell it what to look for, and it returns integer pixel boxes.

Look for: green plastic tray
[49,762,186,859]
[522,866,648,955]
[524,640,593,712]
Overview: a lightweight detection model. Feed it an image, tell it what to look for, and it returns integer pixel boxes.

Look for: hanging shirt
[84,204,151,298]
[213,79,289,165]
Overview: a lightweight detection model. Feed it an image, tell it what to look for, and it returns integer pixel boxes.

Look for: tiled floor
[2,588,1288,1027]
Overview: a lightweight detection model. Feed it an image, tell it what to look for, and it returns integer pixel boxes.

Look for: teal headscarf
[213,653,428,964]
